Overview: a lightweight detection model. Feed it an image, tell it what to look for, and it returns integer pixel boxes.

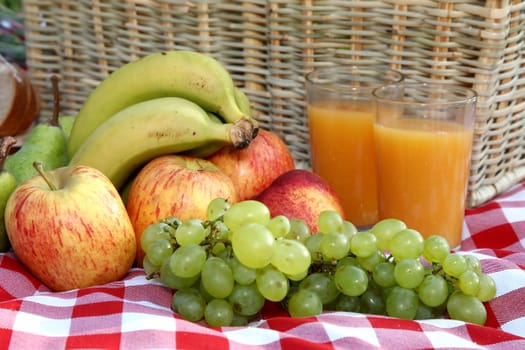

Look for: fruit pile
[142,198,496,327]
[0,49,497,328]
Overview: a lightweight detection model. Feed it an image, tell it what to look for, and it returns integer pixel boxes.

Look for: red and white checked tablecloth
[1,183,525,349]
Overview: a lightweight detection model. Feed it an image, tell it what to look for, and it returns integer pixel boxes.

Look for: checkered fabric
[1,182,525,349]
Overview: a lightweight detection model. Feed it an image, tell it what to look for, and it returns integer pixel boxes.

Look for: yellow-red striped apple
[5,162,136,292]
[254,169,346,233]
[126,154,239,266]
[207,129,295,200]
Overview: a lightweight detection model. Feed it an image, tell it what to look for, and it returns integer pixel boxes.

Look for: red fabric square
[175,331,230,349]
[66,332,121,349]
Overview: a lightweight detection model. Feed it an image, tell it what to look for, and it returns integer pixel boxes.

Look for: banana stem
[33,161,57,191]
[229,117,259,149]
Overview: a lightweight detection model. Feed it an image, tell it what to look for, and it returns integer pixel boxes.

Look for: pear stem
[33,161,57,191]
[0,136,17,171]
[50,75,60,127]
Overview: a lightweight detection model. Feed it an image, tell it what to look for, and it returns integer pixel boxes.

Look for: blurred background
[1,0,25,67]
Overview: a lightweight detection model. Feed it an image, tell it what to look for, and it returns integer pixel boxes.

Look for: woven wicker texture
[22,0,525,207]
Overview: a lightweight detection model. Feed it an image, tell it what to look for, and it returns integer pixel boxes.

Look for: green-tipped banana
[185,88,253,158]
[234,87,252,118]
[68,97,256,190]
[68,50,255,157]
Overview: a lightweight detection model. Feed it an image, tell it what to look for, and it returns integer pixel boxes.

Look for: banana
[185,88,254,158]
[68,50,256,157]
[68,97,255,190]
[234,86,253,118]
[182,112,227,158]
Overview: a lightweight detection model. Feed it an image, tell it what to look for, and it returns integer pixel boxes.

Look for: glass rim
[305,64,404,91]
[372,82,478,107]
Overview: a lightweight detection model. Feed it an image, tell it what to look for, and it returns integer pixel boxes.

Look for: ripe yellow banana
[68,97,256,190]
[68,50,256,157]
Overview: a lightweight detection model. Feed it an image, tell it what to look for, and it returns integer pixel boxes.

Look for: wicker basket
[23,0,525,208]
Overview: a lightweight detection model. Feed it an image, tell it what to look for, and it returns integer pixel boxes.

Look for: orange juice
[374,118,473,247]
[308,100,378,227]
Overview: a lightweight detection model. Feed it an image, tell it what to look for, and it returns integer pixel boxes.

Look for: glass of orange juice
[305,65,403,227]
[372,82,477,248]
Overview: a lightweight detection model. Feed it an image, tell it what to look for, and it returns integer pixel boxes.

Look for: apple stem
[33,161,57,191]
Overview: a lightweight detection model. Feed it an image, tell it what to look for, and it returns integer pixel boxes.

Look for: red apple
[253,169,346,233]
[126,154,239,266]
[207,129,295,200]
[4,162,136,292]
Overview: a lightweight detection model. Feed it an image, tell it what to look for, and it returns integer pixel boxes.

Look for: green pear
[0,136,18,252]
[58,115,76,139]
[4,75,69,184]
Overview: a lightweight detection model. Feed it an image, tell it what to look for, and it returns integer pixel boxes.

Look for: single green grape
[477,273,497,302]
[357,249,386,272]
[267,215,291,238]
[287,289,323,318]
[350,231,378,258]
[317,210,344,234]
[335,294,361,313]
[271,238,311,276]
[160,259,199,290]
[304,233,324,260]
[285,218,311,242]
[386,286,419,320]
[372,261,397,288]
[223,200,271,230]
[299,272,340,305]
[423,235,450,264]
[227,256,257,285]
[360,288,386,315]
[146,238,174,267]
[230,313,249,326]
[447,291,487,325]
[168,243,207,278]
[336,256,360,270]
[175,219,208,246]
[442,253,467,277]
[321,231,350,260]
[140,222,172,252]
[228,283,266,317]
[341,220,358,241]
[211,241,227,256]
[458,270,480,296]
[231,223,274,269]
[417,274,449,307]
[172,288,206,322]
[415,303,434,320]
[256,265,289,302]
[389,229,424,260]
[142,255,160,276]
[201,256,234,299]
[394,258,425,289]
[334,264,368,297]
[204,299,234,327]
[207,197,231,221]
[464,255,482,274]
[370,218,406,251]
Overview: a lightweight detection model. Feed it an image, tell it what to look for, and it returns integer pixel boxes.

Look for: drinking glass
[373,82,477,248]
[306,65,403,227]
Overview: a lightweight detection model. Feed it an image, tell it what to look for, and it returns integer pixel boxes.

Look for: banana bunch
[67,50,258,190]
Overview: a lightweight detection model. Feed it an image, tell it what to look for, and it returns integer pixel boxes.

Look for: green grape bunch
[141,197,497,327]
